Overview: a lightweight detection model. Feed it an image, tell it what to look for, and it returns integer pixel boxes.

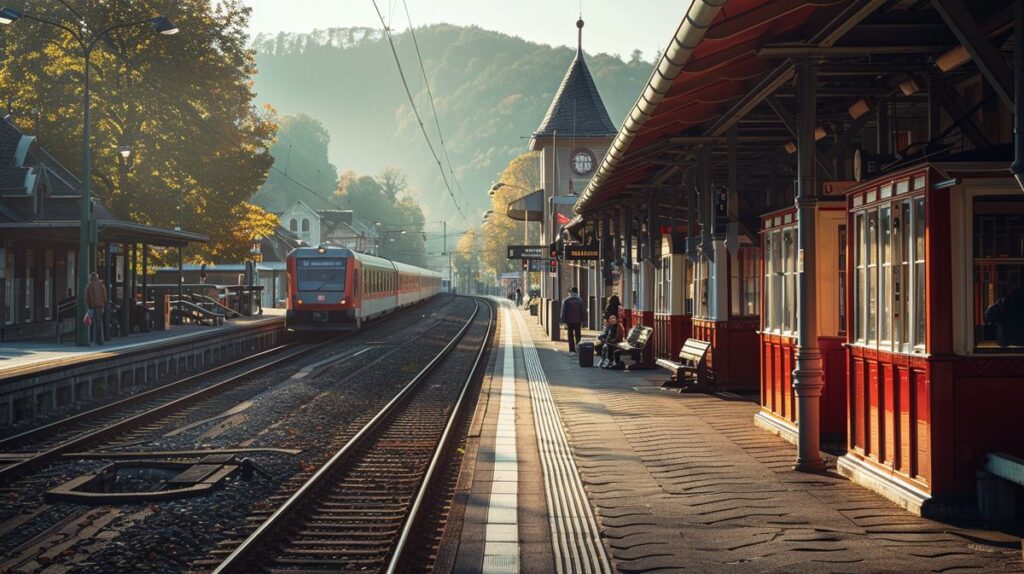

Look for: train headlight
[297,299,303,305]
[339,298,346,305]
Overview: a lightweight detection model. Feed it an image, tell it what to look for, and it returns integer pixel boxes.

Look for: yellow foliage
[479,152,541,277]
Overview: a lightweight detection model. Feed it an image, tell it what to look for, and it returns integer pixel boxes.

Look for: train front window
[297,258,346,291]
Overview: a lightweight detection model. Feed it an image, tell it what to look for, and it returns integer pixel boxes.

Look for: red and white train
[285,245,442,332]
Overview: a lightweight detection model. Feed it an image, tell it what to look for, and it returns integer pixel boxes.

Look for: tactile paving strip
[513,308,612,574]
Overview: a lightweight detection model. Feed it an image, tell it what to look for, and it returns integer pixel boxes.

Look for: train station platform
[0,310,285,426]
[448,300,1022,573]
[0,309,284,381]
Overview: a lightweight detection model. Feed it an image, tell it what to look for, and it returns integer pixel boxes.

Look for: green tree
[252,110,339,212]
[335,168,427,266]
[0,0,274,261]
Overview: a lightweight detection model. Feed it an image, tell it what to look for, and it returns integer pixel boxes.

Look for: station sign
[507,244,546,260]
[563,241,599,261]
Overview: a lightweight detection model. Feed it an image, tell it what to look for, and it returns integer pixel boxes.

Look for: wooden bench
[656,338,712,391]
[615,326,653,370]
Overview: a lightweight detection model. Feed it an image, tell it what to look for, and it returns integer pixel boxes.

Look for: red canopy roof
[576,0,838,213]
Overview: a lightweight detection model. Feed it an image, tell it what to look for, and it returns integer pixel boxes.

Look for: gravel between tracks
[0,296,476,572]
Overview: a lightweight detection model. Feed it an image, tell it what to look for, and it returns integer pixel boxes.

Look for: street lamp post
[0,7,178,346]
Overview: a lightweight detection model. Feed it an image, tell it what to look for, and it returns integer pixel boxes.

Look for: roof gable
[531,42,617,145]
[281,200,319,220]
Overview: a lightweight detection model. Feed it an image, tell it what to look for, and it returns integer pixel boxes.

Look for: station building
[561,0,1024,515]
[0,115,206,341]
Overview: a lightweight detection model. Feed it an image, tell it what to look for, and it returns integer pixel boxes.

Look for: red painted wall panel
[694,318,759,391]
[760,334,845,437]
[654,313,692,360]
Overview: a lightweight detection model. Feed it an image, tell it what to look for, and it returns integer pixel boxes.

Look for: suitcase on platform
[578,342,594,367]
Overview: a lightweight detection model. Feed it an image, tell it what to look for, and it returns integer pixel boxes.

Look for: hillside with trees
[250,24,653,223]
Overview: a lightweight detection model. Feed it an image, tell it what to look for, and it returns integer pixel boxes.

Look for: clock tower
[529,18,616,332]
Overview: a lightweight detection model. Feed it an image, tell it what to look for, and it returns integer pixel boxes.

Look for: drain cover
[47,455,241,504]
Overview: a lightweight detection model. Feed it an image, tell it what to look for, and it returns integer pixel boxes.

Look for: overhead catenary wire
[371,0,467,223]
[400,0,470,209]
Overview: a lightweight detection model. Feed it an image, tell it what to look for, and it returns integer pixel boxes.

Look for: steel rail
[386,297,495,573]
[0,299,446,482]
[0,337,347,482]
[0,342,297,451]
[212,297,489,574]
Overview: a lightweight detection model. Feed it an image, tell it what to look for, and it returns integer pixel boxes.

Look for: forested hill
[250,24,654,219]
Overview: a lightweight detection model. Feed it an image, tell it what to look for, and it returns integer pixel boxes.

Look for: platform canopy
[572,0,1000,221]
[506,189,545,222]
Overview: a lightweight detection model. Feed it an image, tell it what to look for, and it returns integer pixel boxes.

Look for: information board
[506,245,546,260]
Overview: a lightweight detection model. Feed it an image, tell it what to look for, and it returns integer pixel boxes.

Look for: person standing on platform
[560,286,585,353]
[85,272,107,345]
[515,287,523,307]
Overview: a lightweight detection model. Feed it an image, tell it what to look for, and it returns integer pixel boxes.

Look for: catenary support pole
[792,58,826,473]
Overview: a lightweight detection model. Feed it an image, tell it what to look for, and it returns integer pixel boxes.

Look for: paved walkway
[0,309,284,379]
[520,308,1021,573]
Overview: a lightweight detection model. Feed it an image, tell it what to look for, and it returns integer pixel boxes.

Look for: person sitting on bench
[598,314,625,369]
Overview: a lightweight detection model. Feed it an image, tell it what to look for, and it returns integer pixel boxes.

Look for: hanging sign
[507,245,546,260]
[563,241,599,261]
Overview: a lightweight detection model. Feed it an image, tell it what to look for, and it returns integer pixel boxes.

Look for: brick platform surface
[523,310,1022,573]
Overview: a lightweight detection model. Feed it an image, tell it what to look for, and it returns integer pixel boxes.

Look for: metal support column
[1012,0,1024,190]
[792,58,826,473]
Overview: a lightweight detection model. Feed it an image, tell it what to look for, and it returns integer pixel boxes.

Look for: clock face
[571,150,594,175]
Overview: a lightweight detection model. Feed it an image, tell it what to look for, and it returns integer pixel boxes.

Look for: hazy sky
[242,0,682,60]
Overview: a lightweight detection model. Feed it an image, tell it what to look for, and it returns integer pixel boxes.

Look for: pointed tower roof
[530,19,617,149]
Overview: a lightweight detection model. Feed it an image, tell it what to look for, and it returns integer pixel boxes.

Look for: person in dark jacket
[597,314,625,368]
[984,287,1024,347]
[560,287,586,353]
[604,294,621,320]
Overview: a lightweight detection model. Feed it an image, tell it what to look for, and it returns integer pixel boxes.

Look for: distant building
[277,200,379,254]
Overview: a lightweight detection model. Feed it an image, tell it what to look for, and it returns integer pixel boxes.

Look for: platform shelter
[0,115,206,342]
[566,0,1024,514]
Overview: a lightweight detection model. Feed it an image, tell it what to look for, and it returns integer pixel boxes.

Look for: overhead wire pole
[371,0,468,223]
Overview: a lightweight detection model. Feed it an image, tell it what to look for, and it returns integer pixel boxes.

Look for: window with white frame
[731,247,760,317]
[685,257,695,315]
[656,254,671,314]
[974,194,1024,351]
[852,194,926,352]
[838,224,847,335]
[763,225,796,333]
[694,256,710,319]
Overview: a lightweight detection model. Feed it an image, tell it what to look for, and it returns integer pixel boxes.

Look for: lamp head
[150,16,178,35]
[117,146,132,159]
[0,7,21,25]
[490,183,503,191]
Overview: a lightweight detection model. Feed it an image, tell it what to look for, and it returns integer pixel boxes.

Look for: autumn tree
[452,228,480,293]
[479,151,541,278]
[0,0,275,261]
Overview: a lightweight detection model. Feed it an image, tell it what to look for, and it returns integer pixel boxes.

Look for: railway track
[0,298,448,483]
[0,340,342,482]
[209,298,494,573]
